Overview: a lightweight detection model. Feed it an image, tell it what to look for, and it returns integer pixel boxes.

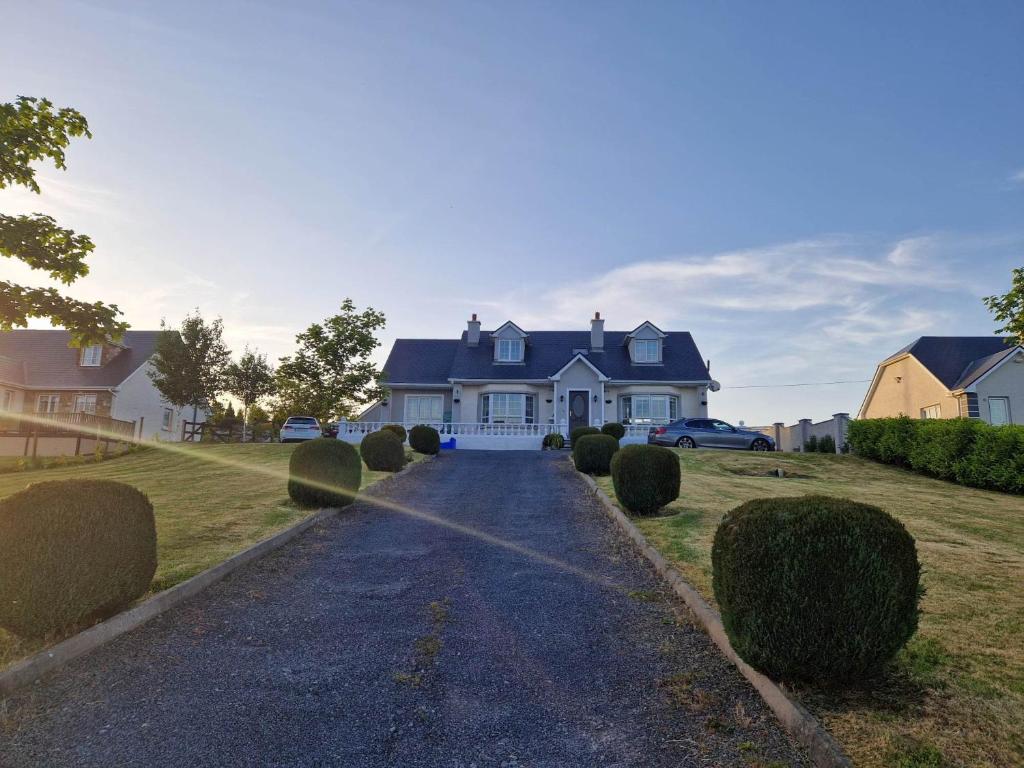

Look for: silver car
[648,418,775,451]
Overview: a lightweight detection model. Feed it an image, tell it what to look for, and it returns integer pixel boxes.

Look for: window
[710,419,735,432]
[162,407,173,431]
[37,394,60,413]
[73,394,98,414]
[482,393,535,424]
[1,390,12,411]
[989,397,1010,426]
[632,339,659,363]
[80,344,103,366]
[920,404,941,420]
[496,338,524,362]
[405,395,444,423]
[620,395,677,424]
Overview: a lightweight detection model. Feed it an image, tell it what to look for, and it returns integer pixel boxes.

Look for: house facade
[0,329,202,444]
[354,314,718,448]
[859,336,1024,425]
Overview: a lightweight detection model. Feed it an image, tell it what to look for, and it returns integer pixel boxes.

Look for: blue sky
[2,0,1022,424]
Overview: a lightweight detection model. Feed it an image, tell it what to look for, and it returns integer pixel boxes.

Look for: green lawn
[0,442,426,671]
[597,449,1024,768]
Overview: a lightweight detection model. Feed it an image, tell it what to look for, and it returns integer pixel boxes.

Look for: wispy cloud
[1010,168,1024,185]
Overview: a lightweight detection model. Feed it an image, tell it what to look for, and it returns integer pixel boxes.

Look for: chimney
[590,311,604,350]
[467,313,481,346]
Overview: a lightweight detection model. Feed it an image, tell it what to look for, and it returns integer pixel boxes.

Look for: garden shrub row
[848,417,1024,493]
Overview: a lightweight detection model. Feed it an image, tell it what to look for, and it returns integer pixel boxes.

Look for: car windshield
[286,417,318,426]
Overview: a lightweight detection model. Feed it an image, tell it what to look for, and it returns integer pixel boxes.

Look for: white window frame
[989,396,1010,426]
[632,339,659,363]
[37,394,61,413]
[73,393,98,414]
[482,393,535,424]
[496,338,524,362]
[404,394,444,423]
[80,344,103,366]
[1,390,12,411]
[920,404,941,420]
[162,407,173,431]
[620,394,677,425]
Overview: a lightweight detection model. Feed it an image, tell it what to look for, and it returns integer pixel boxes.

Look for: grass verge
[0,442,426,671]
[596,449,1024,768]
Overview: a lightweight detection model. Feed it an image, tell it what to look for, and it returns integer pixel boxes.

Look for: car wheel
[677,436,696,449]
[751,438,770,452]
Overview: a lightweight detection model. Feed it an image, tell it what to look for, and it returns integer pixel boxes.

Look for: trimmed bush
[288,437,362,509]
[570,426,601,445]
[573,433,619,475]
[0,480,157,638]
[601,422,626,440]
[611,444,680,515]
[712,495,921,683]
[804,435,818,453]
[409,424,441,455]
[958,426,1024,493]
[381,424,407,442]
[361,430,406,472]
[542,432,565,450]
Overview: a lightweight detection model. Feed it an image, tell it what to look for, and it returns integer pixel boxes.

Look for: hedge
[611,444,680,515]
[848,417,1024,493]
[409,424,441,455]
[712,495,921,682]
[573,433,619,475]
[570,426,600,445]
[380,424,407,442]
[288,437,362,508]
[0,480,157,637]
[361,430,406,472]
[601,422,626,440]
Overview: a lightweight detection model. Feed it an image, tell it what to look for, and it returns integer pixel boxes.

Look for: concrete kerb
[573,465,853,768]
[0,453,436,697]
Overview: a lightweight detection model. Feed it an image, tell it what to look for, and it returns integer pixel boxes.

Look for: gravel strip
[0,451,809,767]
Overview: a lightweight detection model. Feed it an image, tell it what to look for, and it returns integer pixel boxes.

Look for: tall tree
[148,311,232,425]
[0,96,126,345]
[276,299,387,421]
[224,346,277,437]
[984,267,1024,346]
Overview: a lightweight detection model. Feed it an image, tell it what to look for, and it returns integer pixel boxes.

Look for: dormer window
[497,338,524,362]
[80,344,103,367]
[633,339,660,363]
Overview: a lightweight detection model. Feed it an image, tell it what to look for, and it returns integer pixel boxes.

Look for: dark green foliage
[570,426,600,445]
[381,423,407,442]
[804,435,818,453]
[958,426,1024,493]
[409,424,441,455]
[361,430,406,472]
[601,422,626,440]
[0,480,157,637]
[287,437,361,508]
[818,434,836,453]
[611,444,680,515]
[907,419,985,480]
[542,432,565,449]
[573,433,619,475]
[877,416,917,466]
[712,495,921,683]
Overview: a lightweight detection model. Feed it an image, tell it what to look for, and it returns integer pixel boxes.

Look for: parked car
[280,416,323,443]
[648,418,775,451]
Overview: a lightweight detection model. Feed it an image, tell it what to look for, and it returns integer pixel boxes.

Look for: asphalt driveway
[1,451,807,767]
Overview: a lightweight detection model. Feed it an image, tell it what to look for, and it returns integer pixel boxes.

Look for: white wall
[974,354,1024,424]
[110,360,199,441]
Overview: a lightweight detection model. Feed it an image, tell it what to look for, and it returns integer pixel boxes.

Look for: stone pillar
[798,418,812,452]
[832,412,850,453]
[773,422,784,451]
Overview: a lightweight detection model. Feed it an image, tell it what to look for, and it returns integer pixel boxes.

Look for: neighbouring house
[859,336,1024,425]
[354,313,719,448]
[0,329,204,446]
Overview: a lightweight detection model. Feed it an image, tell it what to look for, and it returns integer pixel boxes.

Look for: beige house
[859,336,1024,425]
[353,313,719,449]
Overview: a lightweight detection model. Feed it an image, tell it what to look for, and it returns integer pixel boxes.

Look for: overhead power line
[722,379,872,390]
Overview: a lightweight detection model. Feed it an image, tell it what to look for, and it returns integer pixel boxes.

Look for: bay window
[481,393,535,424]
[620,395,678,424]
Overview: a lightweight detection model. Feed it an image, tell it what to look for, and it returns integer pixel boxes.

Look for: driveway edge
[574,467,852,768]
[0,453,435,697]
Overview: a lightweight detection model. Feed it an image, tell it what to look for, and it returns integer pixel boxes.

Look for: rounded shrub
[288,437,362,509]
[381,423,407,442]
[409,424,441,455]
[601,422,626,440]
[611,444,680,515]
[570,426,601,445]
[542,432,565,450]
[712,495,920,683]
[573,433,620,475]
[361,430,406,472]
[0,480,157,638]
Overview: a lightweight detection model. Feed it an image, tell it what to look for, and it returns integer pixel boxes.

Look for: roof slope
[883,336,1016,389]
[382,330,710,383]
[0,330,163,388]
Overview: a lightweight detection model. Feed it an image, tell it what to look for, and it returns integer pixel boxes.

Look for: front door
[989,397,1010,426]
[568,390,590,433]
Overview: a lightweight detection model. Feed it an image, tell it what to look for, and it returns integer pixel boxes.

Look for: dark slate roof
[382,330,710,383]
[381,339,460,384]
[952,347,1019,389]
[884,336,1017,389]
[0,330,163,388]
